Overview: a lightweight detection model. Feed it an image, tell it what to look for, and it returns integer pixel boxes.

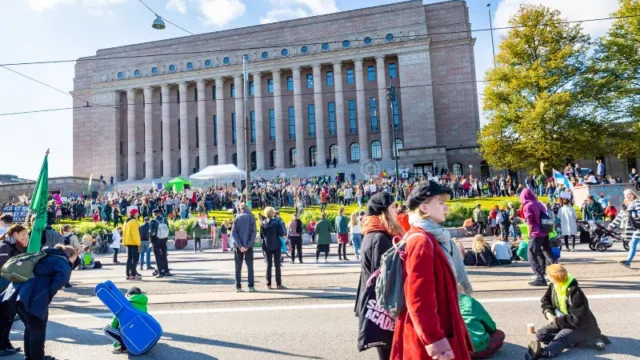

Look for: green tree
[479,5,604,172]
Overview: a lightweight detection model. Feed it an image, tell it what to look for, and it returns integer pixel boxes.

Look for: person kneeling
[104,287,148,354]
[460,294,505,359]
[525,264,610,359]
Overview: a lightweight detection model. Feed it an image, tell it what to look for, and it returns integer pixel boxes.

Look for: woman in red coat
[392,181,473,360]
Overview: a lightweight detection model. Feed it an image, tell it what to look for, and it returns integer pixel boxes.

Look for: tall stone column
[178,82,190,176]
[161,84,171,177]
[292,67,305,167]
[273,70,285,168]
[143,87,154,179]
[376,56,391,160]
[196,80,208,169]
[233,75,245,169]
[333,62,348,164]
[126,89,137,180]
[253,72,265,170]
[312,64,325,167]
[215,77,226,164]
[354,59,369,162]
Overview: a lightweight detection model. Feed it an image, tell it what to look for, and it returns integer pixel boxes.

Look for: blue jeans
[627,232,640,263]
[351,233,362,258]
[139,242,152,268]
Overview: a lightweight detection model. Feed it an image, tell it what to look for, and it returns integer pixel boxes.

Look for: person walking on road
[609,188,640,269]
[314,212,332,263]
[138,218,154,271]
[335,207,350,261]
[558,199,578,252]
[232,203,257,292]
[150,209,171,278]
[521,189,555,287]
[288,213,303,264]
[123,209,142,281]
[472,203,486,235]
[259,206,286,290]
[349,212,362,261]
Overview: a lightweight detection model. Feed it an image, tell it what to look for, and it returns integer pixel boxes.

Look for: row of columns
[124,56,393,180]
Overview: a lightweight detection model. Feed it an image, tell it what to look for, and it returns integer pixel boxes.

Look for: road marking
[49,293,640,320]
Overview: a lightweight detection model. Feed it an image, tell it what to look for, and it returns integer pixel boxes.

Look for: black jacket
[541,279,601,337]
[260,219,285,251]
[139,222,150,241]
[0,240,23,269]
[354,230,393,316]
[150,216,168,243]
[464,247,499,267]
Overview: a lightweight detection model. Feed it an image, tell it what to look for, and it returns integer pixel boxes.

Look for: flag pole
[27,149,50,253]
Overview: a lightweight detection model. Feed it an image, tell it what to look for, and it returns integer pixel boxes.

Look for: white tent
[190,164,244,187]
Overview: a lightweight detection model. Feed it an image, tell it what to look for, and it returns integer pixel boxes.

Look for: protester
[335,207,350,261]
[287,213,303,264]
[307,219,317,244]
[393,181,473,359]
[123,208,142,280]
[79,246,102,269]
[472,204,486,235]
[259,206,285,290]
[192,213,207,253]
[139,217,154,270]
[61,225,82,253]
[525,264,608,359]
[314,212,331,263]
[464,235,498,267]
[150,209,170,278]
[459,294,505,359]
[396,204,410,232]
[558,199,578,252]
[0,214,13,239]
[354,192,404,360]
[608,188,640,269]
[521,189,554,286]
[111,226,122,264]
[349,212,362,261]
[220,220,229,251]
[497,205,511,242]
[491,236,513,265]
[233,203,257,292]
[0,224,28,357]
[103,287,148,354]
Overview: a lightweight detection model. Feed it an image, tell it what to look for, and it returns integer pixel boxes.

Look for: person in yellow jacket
[123,208,142,280]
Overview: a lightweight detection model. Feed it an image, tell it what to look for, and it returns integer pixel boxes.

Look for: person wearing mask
[335,207,350,261]
[521,189,555,287]
[287,213,303,264]
[349,212,362,261]
[0,224,28,357]
[259,207,286,290]
[392,181,473,360]
[138,218,154,271]
[608,188,640,269]
[314,212,332,263]
[1,244,77,360]
[558,199,578,252]
[354,192,405,360]
[150,209,171,278]
[110,226,122,264]
[232,203,257,292]
[0,214,13,239]
[123,208,142,281]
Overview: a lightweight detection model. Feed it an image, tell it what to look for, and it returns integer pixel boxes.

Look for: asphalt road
[5,242,640,360]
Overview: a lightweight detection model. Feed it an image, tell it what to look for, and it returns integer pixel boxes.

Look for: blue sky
[0,0,620,179]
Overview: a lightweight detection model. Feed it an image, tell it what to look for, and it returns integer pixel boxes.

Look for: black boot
[524,340,553,360]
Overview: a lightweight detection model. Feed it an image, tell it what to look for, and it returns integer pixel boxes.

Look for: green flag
[28,151,49,253]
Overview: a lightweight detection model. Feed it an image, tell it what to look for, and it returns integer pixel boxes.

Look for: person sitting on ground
[464,235,499,267]
[491,236,513,265]
[525,264,610,360]
[103,287,149,354]
[460,293,505,359]
[80,246,102,270]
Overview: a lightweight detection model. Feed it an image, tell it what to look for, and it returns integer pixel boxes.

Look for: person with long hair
[608,188,640,269]
[464,234,498,267]
[355,192,405,360]
[348,212,362,261]
[558,198,578,251]
[335,207,350,261]
[288,213,303,264]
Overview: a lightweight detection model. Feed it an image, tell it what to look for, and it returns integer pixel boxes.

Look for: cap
[406,180,452,211]
[143,217,150,222]
[366,192,395,216]
[129,208,139,215]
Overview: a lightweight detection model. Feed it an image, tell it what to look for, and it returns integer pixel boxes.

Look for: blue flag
[553,169,572,190]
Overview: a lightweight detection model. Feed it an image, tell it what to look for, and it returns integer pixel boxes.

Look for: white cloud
[27,0,76,11]
[261,0,338,24]
[166,0,187,13]
[200,0,246,26]
[26,0,126,14]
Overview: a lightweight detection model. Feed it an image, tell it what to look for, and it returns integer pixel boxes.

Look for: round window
[385,33,394,42]
[223,57,231,65]
[168,64,176,73]
[133,69,141,77]
[151,67,158,75]
[204,59,212,68]
[117,71,125,79]
[242,54,250,61]
[321,43,330,51]
[363,36,372,45]
[261,51,269,60]
[186,62,194,70]
[281,48,289,57]
[300,45,309,54]
[342,40,351,48]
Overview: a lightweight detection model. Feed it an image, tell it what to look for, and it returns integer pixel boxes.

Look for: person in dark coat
[355,192,405,360]
[1,244,77,360]
[525,264,609,359]
[260,207,286,290]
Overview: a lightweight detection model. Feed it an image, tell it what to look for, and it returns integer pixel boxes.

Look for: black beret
[406,181,451,211]
[366,192,395,216]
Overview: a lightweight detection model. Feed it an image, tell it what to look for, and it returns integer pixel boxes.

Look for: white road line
[49,293,640,320]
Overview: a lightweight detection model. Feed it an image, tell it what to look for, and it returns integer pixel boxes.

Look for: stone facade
[72,0,480,181]
[0,177,100,203]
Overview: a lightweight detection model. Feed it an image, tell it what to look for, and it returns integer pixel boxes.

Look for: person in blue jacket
[1,244,77,360]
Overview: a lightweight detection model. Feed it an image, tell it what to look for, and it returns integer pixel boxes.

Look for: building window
[117,71,125,79]
[204,59,212,68]
[134,69,141,78]
[389,63,397,79]
[212,86,216,100]
[394,138,404,157]
[371,141,382,159]
[328,102,336,136]
[213,115,217,146]
[326,71,334,86]
[453,163,463,177]
[346,69,354,84]
[214,155,218,165]
[308,104,316,138]
[261,51,269,60]
[288,106,295,140]
[151,67,158,75]
[232,113,236,145]
[321,42,330,51]
[250,111,256,143]
[309,146,317,166]
[287,76,293,91]
[270,150,276,168]
[120,141,123,155]
[249,81,255,96]
[349,100,357,133]
[306,74,313,88]
[168,64,176,73]
[300,45,309,54]
[268,79,274,93]
[195,117,199,148]
[223,57,231,65]
[290,148,297,166]
[368,66,375,81]
[160,120,163,151]
[392,98,399,129]
[177,119,181,149]
[194,88,198,102]
[251,151,256,171]
[350,143,360,161]
[195,156,199,172]
[363,36,372,45]
[269,109,276,141]
[281,48,289,57]
[232,153,237,165]
[386,33,395,42]
[342,40,351,48]
[329,144,338,161]
[369,97,378,132]
[177,90,180,104]
[186,62,194,71]
[230,84,235,98]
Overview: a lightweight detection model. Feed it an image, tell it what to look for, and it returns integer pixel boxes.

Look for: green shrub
[169,218,197,236]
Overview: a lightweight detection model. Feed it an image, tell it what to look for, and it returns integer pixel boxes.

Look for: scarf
[409,213,473,295]
[554,274,575,315]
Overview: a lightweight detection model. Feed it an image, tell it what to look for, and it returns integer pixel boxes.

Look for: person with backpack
[150,209,171,278]
[392,181,473,360]
[0,224,28,357]
[61,225,82,253]
[123,208,142,281]
[521,188,555,287]
[355,192,405,360]
[1,244,77,360]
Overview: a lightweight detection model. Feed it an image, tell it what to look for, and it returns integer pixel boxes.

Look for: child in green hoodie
[103,287,149,354]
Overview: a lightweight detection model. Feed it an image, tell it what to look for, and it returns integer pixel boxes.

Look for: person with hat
[354,192,405,360]
[103,286,149,354]
[123,208,142,281]
[392,181,473,360]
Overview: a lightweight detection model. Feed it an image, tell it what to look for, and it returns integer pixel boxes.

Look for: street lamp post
[487,3,496,67]
[242,55,251,208]
[386,81,400,199]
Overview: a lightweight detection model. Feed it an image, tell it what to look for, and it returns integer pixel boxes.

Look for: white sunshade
[190,164,244,180]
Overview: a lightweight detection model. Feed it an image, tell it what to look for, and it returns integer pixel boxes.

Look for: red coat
[391,227,473,360]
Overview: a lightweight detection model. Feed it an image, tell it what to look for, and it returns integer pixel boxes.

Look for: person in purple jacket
[521,189,556,286]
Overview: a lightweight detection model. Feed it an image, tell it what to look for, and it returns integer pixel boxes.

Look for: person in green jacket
[314,212,332,263]
[459,293,505,359]
[335,207,350,261]
[103,287,149,354]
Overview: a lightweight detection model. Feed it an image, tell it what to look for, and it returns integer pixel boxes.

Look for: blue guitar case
[95,280,162,355]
